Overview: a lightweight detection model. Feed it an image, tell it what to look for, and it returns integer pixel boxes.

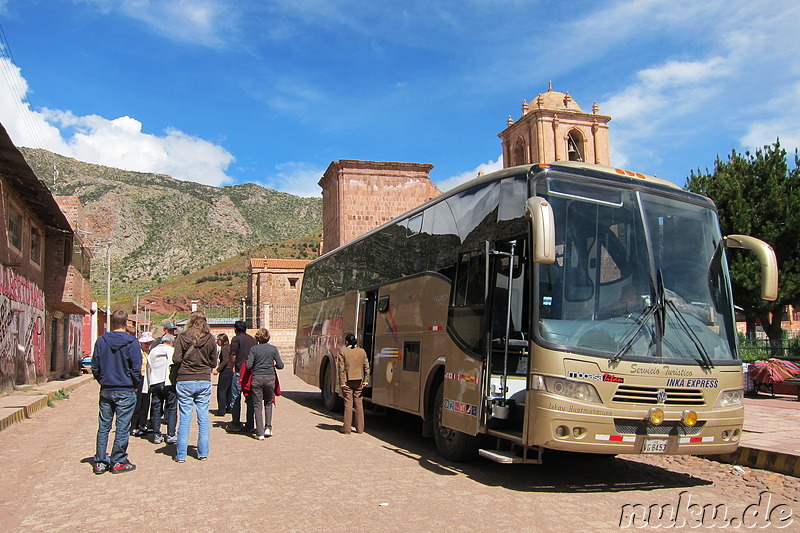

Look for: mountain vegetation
[20,148,322,310]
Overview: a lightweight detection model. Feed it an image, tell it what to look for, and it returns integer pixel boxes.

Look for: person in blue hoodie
[91,309,142,475]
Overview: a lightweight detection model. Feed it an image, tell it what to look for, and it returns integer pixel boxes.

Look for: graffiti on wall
[0,264,45,390]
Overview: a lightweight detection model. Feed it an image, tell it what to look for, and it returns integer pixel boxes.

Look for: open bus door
[356,290,378,391]
[484,239,530,436]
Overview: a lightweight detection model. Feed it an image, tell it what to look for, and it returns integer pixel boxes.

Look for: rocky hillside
[21,148,322,303]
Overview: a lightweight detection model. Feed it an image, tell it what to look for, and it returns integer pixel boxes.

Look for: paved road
[0,368,798,532]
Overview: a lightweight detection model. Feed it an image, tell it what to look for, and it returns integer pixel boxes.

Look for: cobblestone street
[0,368,797,532]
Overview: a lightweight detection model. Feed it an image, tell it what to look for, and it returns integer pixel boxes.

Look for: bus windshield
[536,175,738,363]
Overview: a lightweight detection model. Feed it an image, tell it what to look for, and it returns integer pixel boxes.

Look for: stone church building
[247,86,611,351]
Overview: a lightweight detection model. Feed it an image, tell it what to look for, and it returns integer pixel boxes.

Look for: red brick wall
[319,160,439,252]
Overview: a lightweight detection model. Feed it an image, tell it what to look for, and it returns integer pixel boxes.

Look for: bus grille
[614,419,705,436]
[612,385,705,405]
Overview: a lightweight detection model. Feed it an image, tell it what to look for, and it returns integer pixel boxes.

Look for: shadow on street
[280,388,713,494]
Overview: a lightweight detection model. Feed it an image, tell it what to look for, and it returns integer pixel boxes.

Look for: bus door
[443,245,489,436]
[356,290,378,384]
[485,238,529,433]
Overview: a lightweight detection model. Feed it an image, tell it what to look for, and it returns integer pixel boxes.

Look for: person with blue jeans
[91,309,142,475]
[226,320,256,432]
[171,311,218,462]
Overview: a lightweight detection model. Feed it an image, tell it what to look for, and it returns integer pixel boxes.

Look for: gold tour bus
[293,162,777,463]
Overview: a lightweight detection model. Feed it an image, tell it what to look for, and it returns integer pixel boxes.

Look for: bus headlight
[648,407,665,425]
[682,410,698,427]
[532,375,602,404]
[714,388,744,408]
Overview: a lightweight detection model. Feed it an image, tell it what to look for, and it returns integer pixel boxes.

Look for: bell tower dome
[499,84,611,167]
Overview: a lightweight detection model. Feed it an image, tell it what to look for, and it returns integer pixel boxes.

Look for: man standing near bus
[227,320,256,433]
[338,334,370,434]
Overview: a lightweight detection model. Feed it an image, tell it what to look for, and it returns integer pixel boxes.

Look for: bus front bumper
[530,397,744,456]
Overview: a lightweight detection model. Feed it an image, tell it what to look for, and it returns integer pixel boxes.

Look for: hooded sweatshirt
[91,330,143,390]
[172,329,218,382]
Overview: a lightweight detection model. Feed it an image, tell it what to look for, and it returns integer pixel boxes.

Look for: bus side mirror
[525,197,555,264]
[724,235,778,301]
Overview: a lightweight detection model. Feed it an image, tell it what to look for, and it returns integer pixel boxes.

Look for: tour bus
[294,162,777,463]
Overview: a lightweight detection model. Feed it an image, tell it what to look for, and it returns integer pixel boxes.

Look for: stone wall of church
[319,160,440,253]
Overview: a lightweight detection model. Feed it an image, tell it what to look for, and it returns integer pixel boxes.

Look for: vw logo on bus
[657,389,668,404]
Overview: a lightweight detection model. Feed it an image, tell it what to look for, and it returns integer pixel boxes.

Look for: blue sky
[0,0,798,197]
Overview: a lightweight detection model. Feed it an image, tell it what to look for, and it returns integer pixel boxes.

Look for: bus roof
[310,161,689,264]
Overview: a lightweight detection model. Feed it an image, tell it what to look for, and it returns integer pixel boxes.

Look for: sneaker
[132,429,145,437]
[153,434,164,444]
[173,457,185,463]
[257,435,265,441]
[264,427,272,437]
[166,436,177,444]
[111,461,136,474]
[93,462,109,475]
[198,457,208,461]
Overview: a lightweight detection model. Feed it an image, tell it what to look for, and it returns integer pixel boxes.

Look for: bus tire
[321,359,343,412]
[433,381,479,462]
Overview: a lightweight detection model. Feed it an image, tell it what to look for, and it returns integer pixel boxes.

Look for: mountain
[20,148,322,305]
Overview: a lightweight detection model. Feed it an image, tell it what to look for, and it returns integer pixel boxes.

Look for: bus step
[479,447,543,464]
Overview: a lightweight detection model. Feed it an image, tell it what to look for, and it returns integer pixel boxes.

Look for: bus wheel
[321,361,343,412]
[433,381,478,462]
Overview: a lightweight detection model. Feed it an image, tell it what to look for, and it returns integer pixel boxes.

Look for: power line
[0,22,59,191]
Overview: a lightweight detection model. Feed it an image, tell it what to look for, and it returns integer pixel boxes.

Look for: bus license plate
[642,438,668,453]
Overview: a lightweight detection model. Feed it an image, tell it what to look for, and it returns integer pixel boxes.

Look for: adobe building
[246,258,311,353]
[318,160,441,253]
[499,84,611,167]
[0,121,91,392]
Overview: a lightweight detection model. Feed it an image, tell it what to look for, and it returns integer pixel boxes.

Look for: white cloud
[740,82,800,153]
[598,1,800,174]
[435,156,503,193]
[258,161,326,197]
[0,58,235,186]
[83,0,236,47]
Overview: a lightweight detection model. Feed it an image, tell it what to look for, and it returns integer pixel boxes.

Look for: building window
[288,277,299,289]
[30,226,42,265]
[8,206,22,251]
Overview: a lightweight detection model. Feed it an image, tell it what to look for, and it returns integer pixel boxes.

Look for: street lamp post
[146,302,155,332]
[134,289,150,335]
[88,240,112,332]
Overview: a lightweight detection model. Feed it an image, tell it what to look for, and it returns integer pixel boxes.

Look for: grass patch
[47,388,71,408]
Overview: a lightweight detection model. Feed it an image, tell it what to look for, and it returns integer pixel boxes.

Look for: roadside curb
[706,447,800,478]
[0,373,95,433]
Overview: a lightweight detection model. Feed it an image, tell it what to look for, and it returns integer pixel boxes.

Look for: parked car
[81,355,92,373]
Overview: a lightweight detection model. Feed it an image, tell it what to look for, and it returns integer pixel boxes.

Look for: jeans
[176,380,212,461]
[149,382,177,438]
[95,388,137,465]
[251,374,275,437]
[229,372,254,428]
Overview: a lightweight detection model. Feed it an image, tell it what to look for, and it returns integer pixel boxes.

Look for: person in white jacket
[147,334,177,444]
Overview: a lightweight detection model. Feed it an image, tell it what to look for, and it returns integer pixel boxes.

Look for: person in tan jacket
[338,333,370,434]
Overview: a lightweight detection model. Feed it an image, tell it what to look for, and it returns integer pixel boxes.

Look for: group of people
[91,311,285,474]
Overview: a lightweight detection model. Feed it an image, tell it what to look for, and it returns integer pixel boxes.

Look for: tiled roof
[250,258,311,270]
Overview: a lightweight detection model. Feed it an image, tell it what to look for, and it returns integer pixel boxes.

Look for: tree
[685,141,800,353]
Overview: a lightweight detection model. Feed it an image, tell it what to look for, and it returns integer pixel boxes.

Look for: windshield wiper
[664,298,715,370]
[610,271,664,365]
[609,304,658,365]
